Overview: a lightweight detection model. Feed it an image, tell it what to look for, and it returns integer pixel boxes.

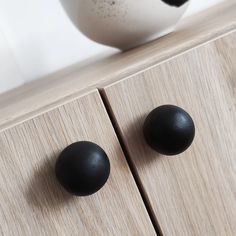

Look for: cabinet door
[102,32,236,236]
[0,90,155,235]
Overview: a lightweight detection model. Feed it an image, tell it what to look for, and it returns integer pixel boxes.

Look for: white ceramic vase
[60,0,190,50]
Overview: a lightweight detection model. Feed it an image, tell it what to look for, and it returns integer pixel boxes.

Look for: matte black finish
[55,141,110,196]
[143,105,195,155]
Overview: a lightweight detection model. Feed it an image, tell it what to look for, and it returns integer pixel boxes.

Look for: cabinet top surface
[0,0,235,132]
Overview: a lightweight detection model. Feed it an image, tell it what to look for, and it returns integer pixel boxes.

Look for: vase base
[119,26,175,51]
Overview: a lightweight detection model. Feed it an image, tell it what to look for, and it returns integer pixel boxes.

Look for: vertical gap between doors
[99,89,163,236]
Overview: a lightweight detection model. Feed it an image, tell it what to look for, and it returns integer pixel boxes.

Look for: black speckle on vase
[91,0,128,20]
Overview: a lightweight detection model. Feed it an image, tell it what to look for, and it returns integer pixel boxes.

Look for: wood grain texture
[0,90,156,236]
[0,1,235,132]
[102,32,236,236]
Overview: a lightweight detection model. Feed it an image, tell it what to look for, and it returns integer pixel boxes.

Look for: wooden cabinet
[0,2,236,235]
[0,91,155,235]
[102,32,236,236]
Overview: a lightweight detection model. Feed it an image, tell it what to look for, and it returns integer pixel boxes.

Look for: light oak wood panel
[0,1,235,132]
[0,90,156,236]
[102,32,236,236]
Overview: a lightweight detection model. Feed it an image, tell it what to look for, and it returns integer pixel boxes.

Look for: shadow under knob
[143,105,195,155]
[55,141,110,196]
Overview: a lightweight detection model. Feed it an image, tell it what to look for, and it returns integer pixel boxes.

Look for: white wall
[0,0,223,94]
[184,0,223,17]
[0,30,25,92]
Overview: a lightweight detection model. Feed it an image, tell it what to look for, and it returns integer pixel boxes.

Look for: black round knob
[55,141,110,196]
[143,105,195,155]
